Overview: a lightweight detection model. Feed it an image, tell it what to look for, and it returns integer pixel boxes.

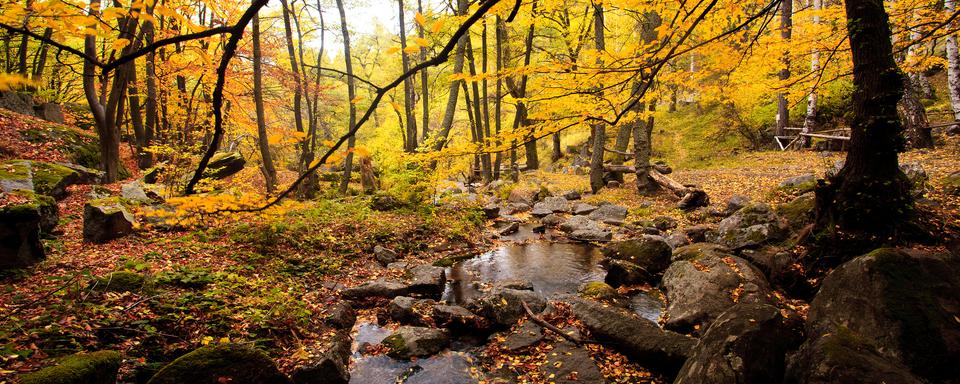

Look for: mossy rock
[776,192,815,230]
[943,171,960,196]
[20,350,122,384]
[601,237,673,274]
[1,160,101,199]
[672,243,733,262]
[578,281,627,306]
[1,190,57,269]
[91,271,147,293]
[147,344,291,384]
[776,174,817,196]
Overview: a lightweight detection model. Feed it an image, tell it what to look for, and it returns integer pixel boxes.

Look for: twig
[0,274,79,324]
[520,300,584,345]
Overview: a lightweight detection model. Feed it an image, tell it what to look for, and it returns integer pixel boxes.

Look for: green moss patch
[146,344,290,384]
[21,350,122,384]
[91,271,147,293]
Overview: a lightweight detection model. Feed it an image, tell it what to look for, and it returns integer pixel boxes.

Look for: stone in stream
[577,281,628,307]
[569,229,612,242]
[711,203,790,250]
[470,288,547,327]
[562,190,582,200]
[291,332,352,384]
[432,304,482,330]
[83,197,135,243]
[483,203,501,219]
[147,344,291,384]
[541,213,563,227]
[587,204,628,225]
[543,341,604,384]
[341,279,409,301]
[602,259,653,288]
[672,242,733,262]
[387,296,435,325]
[20,350,122,384]
[498,222,520,236]
[530,205,553,218]
[407,265,446,297]
[501,321,544,352]
[573,203,597,215]
[567,297,695,378]
[674,303,803,384]
[374,245,399,265]
[661,255,773,334]
[382,326,450,359]
[559,215,601,233]
[0,190,57,269]
[601,236,673,274]
[325,301,357,330]
[536,196,571,213]
[792,248,960,383]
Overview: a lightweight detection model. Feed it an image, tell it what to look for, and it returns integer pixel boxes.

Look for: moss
[91,271,147,293]
[147,344,290,384]
[578,282,625,306]
[1,190,54,218]
[776,193,816,229]
[30,161,79,196]
[432,253,475,267]
[382,334,411,359]
[943,172,960,196]
[0,160,30,181]
[777,180,817,196]
[20,350,122,384]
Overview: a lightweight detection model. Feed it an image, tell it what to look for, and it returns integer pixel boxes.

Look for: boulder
[507,187,540,206]
[899,162,928,196]
[83,198,135,243]
[559,215,601,233]
[382,326,450,359]
[498,221,520,236]
[290,333,351,384]
[373,245,399,266]
[202,152,245,180]
[661,255,772,333]
[34,103,65,123]
[587,204,628,225]
[530,205,553,218]
[603,259,653,288]
[943,171,960,196]
[21,350,122,384]
[665,232,690,249]
[407,265,446,297]
[578,281,628,307]
[325,301,357,329]
[341,279,408,301]
[1,160,93,199]
[562,190,582,200]
[543,341,604,384]
[147,344,291,384]
[569,229,612,242]
[432,304,481,329]
[535,196,570,213]
[573,203,597,215]
[541,214,563,227]
[387,296,434,325]
[674,303,803,384]
[785,330,923,384]
[501,321,544,351]
[482,203,501,219]
[776,192,815,230]
[601,237,672,274]
[724,195,751,215]
[711,203,790,250]
[470,288,547,327]
[0,91,36,116]
[0,190,57,269]
[120,181,155,204]
[567,297,695,377]
[800,248,960,382]
[777,174,816,194]
[672,242,733,262]
[652,216,678,231]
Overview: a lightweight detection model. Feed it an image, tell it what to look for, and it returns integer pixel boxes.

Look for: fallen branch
[647,169,689,197]
[521,300,584,345]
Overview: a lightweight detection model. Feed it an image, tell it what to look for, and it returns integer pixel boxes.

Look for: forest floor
[1,109,959,382]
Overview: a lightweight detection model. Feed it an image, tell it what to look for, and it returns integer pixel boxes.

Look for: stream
[348,223,664,383]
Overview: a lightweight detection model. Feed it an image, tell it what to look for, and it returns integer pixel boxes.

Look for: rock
[21,350,122,384]
[899,162,928,196]
[573,203,597,215]
[508,202,531,213]
[942,171,960,196]
[325,302,357,329]
[677,189,710,211]
[536,196,571,213]
[373,245,399,266]
[777,174,816,194]
[407,265,446,297]
[800,248,960,382]
[147,344,291,384]
[498,221,520,236]
[387,296,434,325]
[587,204,628,225]
[491,279,534,291]
[371,193,404,211]
[92,271,147,292]
[665,232,690,249]
[341,279,409,301]
[502,321,544,351]
[785,331,923,384]
[0,91,36,116]
[121,180,154,204]
[603,259,653,288]
[601,237,673,274]
[202,152,245,180]
[559,215,601,233]
[711,203,790,250]
[483,203,501,219]
[0,190,56,269]
[738,247,805,291]
[470,288,547,327]
[662,255,772,333]
[606,180,623,188]
[569,229,612,242]
[776,192,815,230]
[83,197,135,243]
[541,214,563,227]
[382,326,450,359]
[34,103,65,123]
[682,224,716,243]
[672,242,732,262]
[725,195,750,215]
[653,161,672,175]
[562,190,582,200]
[948,124,960,136]
[652,216,678,231]
[578,281,628,307]
[674,303,803,384]
[432,304,481,329]
[543,341,604,384]
[291,333,351,384]
[507,188,539,206]
[567,297,695,377]
[530,205,553,217]
[1,160,89,199]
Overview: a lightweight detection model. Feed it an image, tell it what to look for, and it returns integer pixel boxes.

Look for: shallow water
[350,322,481,384]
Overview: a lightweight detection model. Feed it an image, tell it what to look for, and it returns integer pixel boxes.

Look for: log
[648,169,688,197]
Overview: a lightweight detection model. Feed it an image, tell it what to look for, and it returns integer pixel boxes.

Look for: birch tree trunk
[801,0,821,148]
[252,14,277,193]
[337,0,358,194]
[398,0,419,152]
[775,0,792,137]
[588,2,606,193]
[417,0,430,143]
[946,0,960,121]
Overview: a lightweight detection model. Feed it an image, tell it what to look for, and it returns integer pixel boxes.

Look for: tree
[588,1,605,193]
[801,0,821,147]
[945,0,960,122]
[336,0,359,194]
[252,13,277,193]
[398,0,419,152]
[775,0,792,138]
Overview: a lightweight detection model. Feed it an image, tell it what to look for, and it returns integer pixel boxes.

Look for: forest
[0,0,959,382]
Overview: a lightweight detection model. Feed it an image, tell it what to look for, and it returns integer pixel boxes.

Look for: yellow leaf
[430,19,445,33]
[111,38,131,51]
[386,46,401,54]
[414,12,428,27]
[414,37,429,46]
[322,140,335,147]
[403,45,420,54]
[351,95,364,104]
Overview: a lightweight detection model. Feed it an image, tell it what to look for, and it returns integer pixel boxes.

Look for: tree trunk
[946,0,960,121]
[493,16,504,178]
[899,11,933,149]
[337,0,358,194]
[465,31,492,182]
[417,0,430,143]
[142,7,157,169]
[398,0,419,152]
[813,0,914,261]
[252,14,277,193]
[31,28,52,82]
[801,0,821,148]
[429,28,466,152]
[126,64,147,169]
[588,2,606,193]
[775,0,792,137]
[279,0,305,156]
[518,0,538,171]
